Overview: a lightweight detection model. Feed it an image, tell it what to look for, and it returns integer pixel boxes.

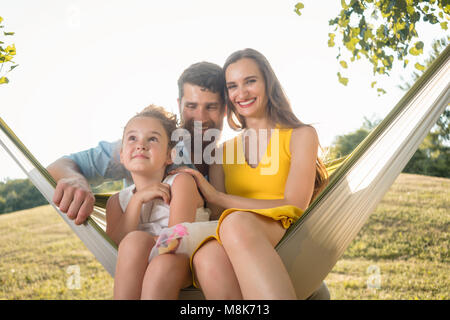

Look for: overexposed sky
[0,0,447,181]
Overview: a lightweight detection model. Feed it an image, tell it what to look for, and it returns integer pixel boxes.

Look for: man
[47,61,226,226]
[47,61,330,300]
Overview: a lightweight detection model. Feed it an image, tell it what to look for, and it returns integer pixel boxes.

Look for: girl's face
[120,116,172,175]
[225,58,268,120]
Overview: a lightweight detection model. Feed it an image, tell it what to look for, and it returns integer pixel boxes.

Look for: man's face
[178,83,225,137]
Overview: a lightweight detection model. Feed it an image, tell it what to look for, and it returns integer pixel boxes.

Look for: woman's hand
[169,167,222,205]
[134,182,171,205]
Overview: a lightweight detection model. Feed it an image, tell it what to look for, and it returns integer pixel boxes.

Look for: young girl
[173,48,329,299]
[105,105,212,299]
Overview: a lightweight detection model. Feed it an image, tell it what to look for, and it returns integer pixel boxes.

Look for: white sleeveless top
[118,173,210,236]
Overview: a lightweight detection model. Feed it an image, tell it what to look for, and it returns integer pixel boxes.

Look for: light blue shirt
[64,140,195,187]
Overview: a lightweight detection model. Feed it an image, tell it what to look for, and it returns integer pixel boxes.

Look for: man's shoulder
[97,140,122,153]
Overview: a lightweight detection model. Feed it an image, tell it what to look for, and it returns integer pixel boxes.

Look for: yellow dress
[189,127,304,286]
[220,127,303,229]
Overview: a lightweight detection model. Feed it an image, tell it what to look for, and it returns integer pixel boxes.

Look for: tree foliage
[327,112,449,178]
[327,117,380,159]
[295,0,450,93]
[0,15,18,85]
[0,179,47,214]
[0,177,123,214]
[326,34,449,178]
[399,37,449,178]
[402,124,449,177]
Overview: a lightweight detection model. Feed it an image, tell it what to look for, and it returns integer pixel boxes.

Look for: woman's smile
[238,98,256,107]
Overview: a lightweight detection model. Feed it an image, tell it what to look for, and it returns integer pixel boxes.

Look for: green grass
[324,173,449,299]
[0,173,448,299]
[0,205,113,299]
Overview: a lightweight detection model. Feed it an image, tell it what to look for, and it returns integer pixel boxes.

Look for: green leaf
[9,64,18,72]
[328,33,336,47]
[341,0,349,10]
[344,37,359,51]
[340,60,348,68]
[337,72,349,86]
[294,2,304,16]
[409,45,423,56]
[371,81,377,88]
[363,29,373,41]
[3,32,15,36]
[295,2,304,10]
[440,22,448,30]
[415,41,424,50]
[0,77,9,84]
[377,88,386,95]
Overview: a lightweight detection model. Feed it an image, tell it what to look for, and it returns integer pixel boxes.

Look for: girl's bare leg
[140,253,191,300]
[192,239,243,300]
[219,211,297,299]
[114,231,155,299]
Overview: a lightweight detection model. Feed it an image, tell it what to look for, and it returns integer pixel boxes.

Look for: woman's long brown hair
[223,48,328,202]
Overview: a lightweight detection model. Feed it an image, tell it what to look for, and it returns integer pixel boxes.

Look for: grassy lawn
[0,173,448,299]
[325,173,449,299]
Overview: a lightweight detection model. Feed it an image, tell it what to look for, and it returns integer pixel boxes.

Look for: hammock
[1,45,449,299]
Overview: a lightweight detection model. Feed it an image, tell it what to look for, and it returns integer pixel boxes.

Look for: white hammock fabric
[1,45,448,299]
[276,46,449,298]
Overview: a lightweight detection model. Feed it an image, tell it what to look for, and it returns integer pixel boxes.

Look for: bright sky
[0,0,447,181]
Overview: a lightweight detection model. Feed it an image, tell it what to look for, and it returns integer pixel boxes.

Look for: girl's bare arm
[168,173,202,227]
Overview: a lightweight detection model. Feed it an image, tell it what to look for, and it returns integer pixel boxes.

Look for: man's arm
[46,140,124,225]
[47,157,95,225]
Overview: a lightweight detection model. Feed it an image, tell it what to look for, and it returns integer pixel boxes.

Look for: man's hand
[48,157,95,225]
[52,176,95,225]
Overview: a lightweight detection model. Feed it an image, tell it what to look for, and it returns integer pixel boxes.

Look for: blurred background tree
[399,37,449,178]
[325,37,449,177]
[326,116,380,159]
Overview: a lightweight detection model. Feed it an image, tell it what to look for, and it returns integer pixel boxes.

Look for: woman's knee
[219,212,285,249]
[192,240,242,299]
[193,240,228,278]
[219,211,261,249]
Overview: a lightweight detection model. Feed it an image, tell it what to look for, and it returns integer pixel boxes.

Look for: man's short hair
[177,62,225,104]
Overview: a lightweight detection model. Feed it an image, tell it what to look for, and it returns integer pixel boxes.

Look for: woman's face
[120,116,171,174]
[225,58,268,120]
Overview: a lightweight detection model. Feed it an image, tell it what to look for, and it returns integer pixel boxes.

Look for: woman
[175,48,328,299]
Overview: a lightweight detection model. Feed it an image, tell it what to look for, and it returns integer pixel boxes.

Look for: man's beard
[183,119,218,141]
[181,119,222,165]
